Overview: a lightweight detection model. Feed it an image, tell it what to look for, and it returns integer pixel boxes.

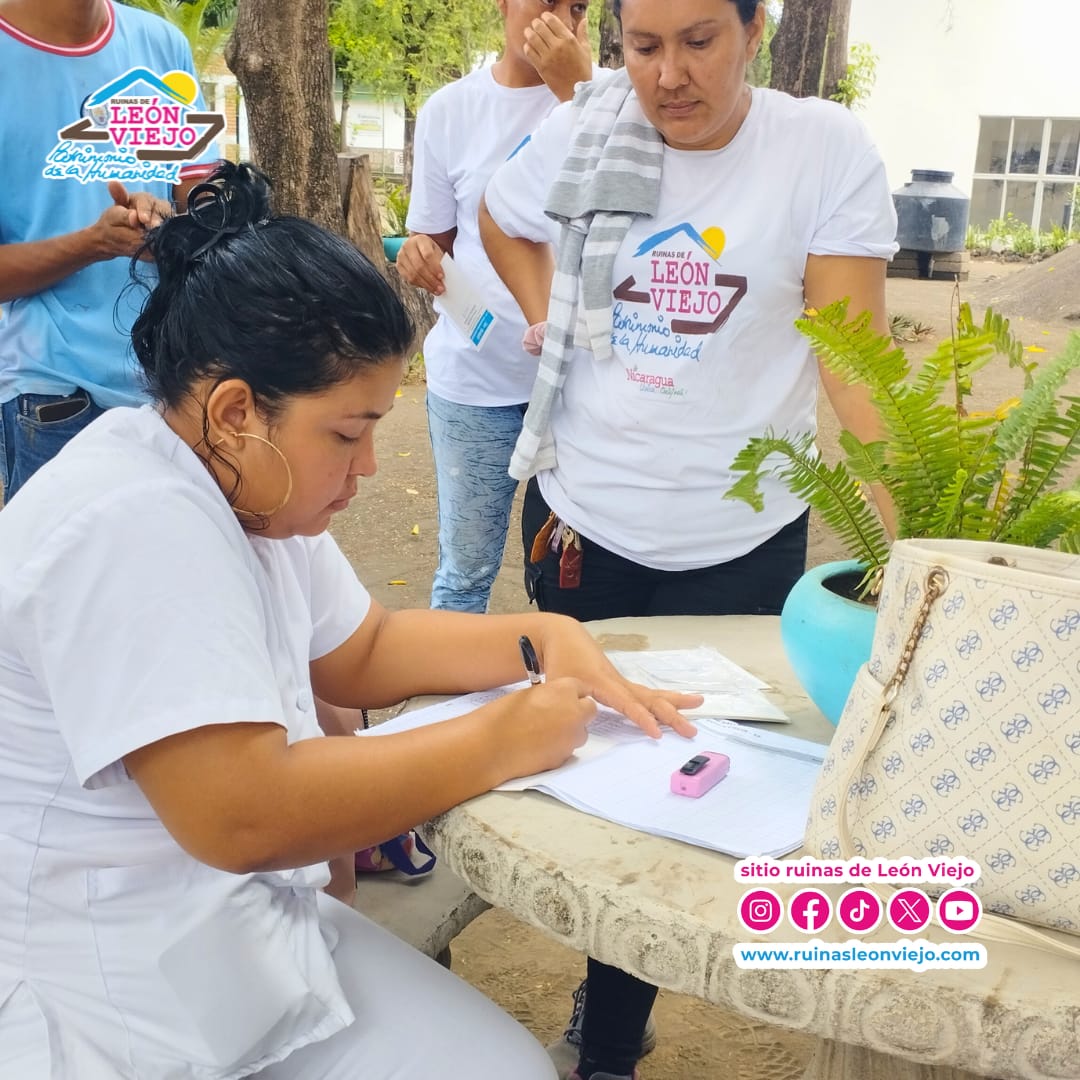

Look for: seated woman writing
[0,162,699,1080]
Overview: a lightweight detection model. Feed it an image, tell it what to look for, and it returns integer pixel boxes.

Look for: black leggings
[522,479,809,1074]
[521,477,809,620]
[580,958,656,1076]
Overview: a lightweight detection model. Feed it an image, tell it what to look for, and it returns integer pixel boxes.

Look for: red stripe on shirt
[178,163,221,181]
[0,0,115,56]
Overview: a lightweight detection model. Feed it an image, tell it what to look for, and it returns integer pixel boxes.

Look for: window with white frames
[970,116,1080,231]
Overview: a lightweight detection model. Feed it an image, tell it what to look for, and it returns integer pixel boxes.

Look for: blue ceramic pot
[780,560,877,725]
[382,236,406,262]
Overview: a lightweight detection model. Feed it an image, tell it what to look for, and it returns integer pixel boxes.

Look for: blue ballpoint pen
[518,635,543,686]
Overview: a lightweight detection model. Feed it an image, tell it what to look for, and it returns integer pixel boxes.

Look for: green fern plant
[724,299,1080,576]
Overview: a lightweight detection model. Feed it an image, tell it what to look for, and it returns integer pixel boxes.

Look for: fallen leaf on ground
[397,451,411,457]
[405,488,419,495]
[411,525,420,536]
[388,579,407,585]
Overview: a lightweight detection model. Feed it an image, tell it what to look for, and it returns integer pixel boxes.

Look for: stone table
[421,615,1080,1080]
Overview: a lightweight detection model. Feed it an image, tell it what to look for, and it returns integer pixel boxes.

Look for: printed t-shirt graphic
[610,219,748,402]
[46,65,224,185]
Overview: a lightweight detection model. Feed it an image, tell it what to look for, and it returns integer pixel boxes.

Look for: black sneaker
[545,979,657,1080]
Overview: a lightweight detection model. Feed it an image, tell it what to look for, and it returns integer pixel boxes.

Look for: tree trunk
[227,4,433,350]
[339,71,353,151]
[599,5,622,69]
[225,0,343,234]
[341,155,436,346]
[340,155,385,265]
[823,1,849,101]
[401,39,421,189]
[769,0,850,102]
[402,106,417,191]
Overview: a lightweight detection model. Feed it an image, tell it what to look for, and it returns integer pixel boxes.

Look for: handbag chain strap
[879,565,949,716]
[838,565,948,859]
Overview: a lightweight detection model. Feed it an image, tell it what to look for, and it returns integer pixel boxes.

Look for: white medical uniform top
[0,406,372,1078]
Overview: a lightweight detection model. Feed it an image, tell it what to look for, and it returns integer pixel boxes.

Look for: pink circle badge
[936,888,982,934]
[787,888,833,934]
[738,888,784,934]
[836,887,883,935]
[887,888,932,934]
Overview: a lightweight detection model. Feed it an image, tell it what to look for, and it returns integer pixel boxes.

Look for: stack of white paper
[606,646,789,723]
[357,684,824,859]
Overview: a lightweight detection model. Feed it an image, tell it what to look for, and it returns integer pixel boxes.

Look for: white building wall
[334,93,406,156]
[848,0,1080,196]
[235,91,406,172]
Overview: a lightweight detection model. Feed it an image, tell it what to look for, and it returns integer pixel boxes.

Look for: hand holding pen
[521,620,701,739]
[519,635,543,686]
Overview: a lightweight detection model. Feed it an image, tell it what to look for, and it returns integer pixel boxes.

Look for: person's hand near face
[524,6,593,102]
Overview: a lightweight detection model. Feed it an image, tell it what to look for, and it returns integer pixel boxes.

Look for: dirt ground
[331,253,1080,1079]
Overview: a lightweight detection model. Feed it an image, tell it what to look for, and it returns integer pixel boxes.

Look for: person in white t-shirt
[0,162,703,1080]
[396,0,593,612]
[479,1,898,1078]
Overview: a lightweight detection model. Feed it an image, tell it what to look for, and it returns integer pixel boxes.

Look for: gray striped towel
[508,68,665,481]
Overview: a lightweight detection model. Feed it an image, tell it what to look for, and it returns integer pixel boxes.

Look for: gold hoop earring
[213,431,294,519]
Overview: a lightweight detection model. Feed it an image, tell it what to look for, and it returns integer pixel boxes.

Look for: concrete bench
[351,856,490,967]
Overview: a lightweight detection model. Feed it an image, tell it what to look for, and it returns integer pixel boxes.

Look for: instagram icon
[738,889,784,934]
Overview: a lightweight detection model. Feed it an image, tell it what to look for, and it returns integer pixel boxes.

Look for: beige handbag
[804,538,1080,937]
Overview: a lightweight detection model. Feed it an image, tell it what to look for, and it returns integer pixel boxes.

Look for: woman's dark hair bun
[185,161,273,258]
[128,159,414,414]
[143,160,273,272]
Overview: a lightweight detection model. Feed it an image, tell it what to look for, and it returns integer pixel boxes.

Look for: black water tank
[892,169,971,253]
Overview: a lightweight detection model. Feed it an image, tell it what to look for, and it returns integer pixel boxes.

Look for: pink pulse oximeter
[671,752,731,798]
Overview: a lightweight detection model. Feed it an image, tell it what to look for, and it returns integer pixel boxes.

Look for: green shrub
[373,178,410,237]
[967,214,1079,257]
[725,301,1080,578]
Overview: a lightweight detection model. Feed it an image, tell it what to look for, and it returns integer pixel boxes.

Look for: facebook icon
[789,888,833,934]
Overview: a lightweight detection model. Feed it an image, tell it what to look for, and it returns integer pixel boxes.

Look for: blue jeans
[0,390,105,502]
[426,390,527,612]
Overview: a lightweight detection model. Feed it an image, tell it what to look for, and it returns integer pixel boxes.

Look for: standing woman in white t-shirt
[479,1,898,1077]
[0,162,702,1080]
[396,0,593,613]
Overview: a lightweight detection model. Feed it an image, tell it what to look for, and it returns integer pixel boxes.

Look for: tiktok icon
[836,887,884,935]
[788,888,833,934]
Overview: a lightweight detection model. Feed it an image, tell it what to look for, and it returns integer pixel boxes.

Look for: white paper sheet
[522,716,825,858]
[438,251,497,349]
[358,687,823,858]
[606,646,789,723]
[606,647,770,691]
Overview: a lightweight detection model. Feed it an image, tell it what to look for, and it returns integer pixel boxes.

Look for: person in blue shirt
[0,0,219,500]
